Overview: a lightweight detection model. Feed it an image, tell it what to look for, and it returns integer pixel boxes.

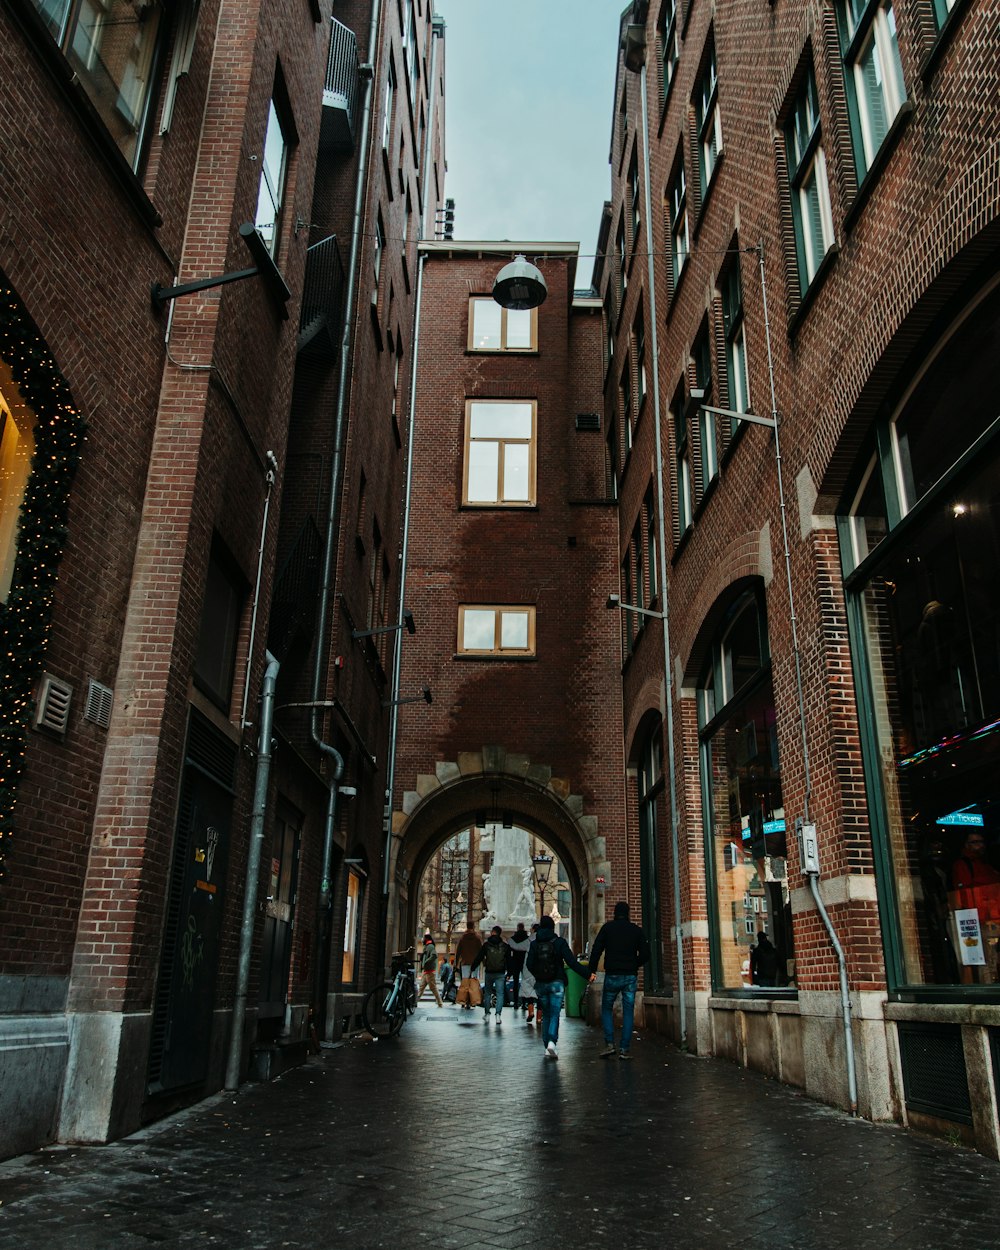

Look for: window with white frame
[617,216,628,300]
[785,67,834,295]
[459,606,535,656]
[721,258,750,430]
[667,164,689,289]
[31,0,166,170]
[621,365,633,456]
[694,332,717,491]
[674,385,692,533]
[645,485,658,603]
[836,0,907,179]
[468,298,536,352]
[629,149,641,246]
[255,97,290,259]
[463,400,536,506]
[695,43,723,197]
[382,57,396,152]
[374,212,385,291]
[658,0,679,101]
[634,308,648,409]
[402,0,418,92]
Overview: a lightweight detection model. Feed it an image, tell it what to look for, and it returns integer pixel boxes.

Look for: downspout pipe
[380,249,426,965]
[636,50,687,1049]
[308,0,384,966]
[226,651,280,1090]
[757,246,857,1115]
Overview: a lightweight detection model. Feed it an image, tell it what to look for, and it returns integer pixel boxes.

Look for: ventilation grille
[186,707,238,790]
[84,679,114,729]
[33,673,73,737]
[898,1022,972,1124]
[576,412,601,431]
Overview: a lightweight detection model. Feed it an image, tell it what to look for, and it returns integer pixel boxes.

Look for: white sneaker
[496,1015,502,1025]
[545,1041,558,1060]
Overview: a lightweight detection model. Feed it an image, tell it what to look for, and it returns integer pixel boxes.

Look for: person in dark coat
[750,931,780,986]
[508,921,530,1008]
[525,915,593,1060]
[587,900,650,1059]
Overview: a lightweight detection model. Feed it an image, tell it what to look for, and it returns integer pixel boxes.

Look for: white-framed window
[463,400,536,506]
[374,212,385,289]
[255,98,290,259]
[629,149,641,246]
[468,298,536,352]
[382,57,396,153]
[458,606,536,656]
[31,0,165,170]
[634,309,648,408]
[694,334,717,491]
[837,0,907,178]
[722,259,750,429]
[674,387,693,533]
[668,164,689,289]
[695,44,723,196]
[617,216,628,300]
[658,0,679,100]
[785,67,835,294]
[645,486,658,603]
[342,867,365,983]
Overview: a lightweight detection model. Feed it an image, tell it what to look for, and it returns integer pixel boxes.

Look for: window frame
[255,96,291,260]
[785,66,835,296]
[668,164,689,290]
[458,605,537,657]
[462,399,538,508]
[695,43,723,197]
[836,0,907,179]
[467,298,537,352]
[658,0,680,104]
[721,259,750,429]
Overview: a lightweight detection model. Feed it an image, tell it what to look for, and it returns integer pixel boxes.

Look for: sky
[432,1,624,289]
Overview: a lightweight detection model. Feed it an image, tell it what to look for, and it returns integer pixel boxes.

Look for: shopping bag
[457,976,482,1007]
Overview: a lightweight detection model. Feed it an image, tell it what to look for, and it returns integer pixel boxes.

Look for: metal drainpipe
[308,0,384,945]
[636,54,687,1049]
[381,250,426,964]
[757,247,857,1114]
[226,651,280,1090]
[240,450,279,732]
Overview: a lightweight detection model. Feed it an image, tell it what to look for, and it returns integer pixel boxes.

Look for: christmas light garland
[0,283,86,881]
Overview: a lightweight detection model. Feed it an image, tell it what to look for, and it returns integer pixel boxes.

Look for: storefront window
[844,281,1000,990]
[699,591,796,992]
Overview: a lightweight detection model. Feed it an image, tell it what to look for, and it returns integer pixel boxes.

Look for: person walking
[519,924,539,1024]
[415,934,444,1006]
[508,921,530,1009]
[525,914,593,1060]
[453,920,484,1011]
[471,925,511,1024]
[587,900,650,1059]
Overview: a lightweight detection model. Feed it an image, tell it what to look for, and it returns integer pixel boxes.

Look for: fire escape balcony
[298,233,345,356]
[321,18,359,153]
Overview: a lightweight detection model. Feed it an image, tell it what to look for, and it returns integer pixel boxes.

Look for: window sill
[842,101,915,235]
[464,348,539,357]
[921,0,971,81]
[454,653,537,662]
[787,243,839,338]
[459,502,539,512]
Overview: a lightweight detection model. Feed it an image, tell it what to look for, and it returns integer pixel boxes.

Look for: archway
[386,746,609,961]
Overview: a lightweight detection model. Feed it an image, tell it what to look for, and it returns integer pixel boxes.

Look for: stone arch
[387,745,608,955]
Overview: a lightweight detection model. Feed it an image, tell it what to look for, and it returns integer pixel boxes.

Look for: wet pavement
[1,1002,999,1249]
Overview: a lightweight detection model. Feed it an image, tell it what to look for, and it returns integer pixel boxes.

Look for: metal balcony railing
[321,18,359,152]
[298,233,345,356]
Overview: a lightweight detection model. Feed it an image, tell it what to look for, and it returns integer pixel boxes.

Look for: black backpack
[532,936,562,982]
[484,940,507,973]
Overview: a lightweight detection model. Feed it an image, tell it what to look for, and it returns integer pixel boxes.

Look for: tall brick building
[601,0,1000,1155]
[0,0,443,1157]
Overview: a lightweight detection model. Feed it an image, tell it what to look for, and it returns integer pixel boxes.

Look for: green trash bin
[565,960,588,1018]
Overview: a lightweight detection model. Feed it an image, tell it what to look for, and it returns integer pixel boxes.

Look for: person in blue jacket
[525,914,593,1060]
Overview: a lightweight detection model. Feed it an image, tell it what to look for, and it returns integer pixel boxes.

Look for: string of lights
[0,285,87,883]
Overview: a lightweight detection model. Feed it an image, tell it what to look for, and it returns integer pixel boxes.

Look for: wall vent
[575,412,601,431]
[33,673,73,738]
[84,679,114,730]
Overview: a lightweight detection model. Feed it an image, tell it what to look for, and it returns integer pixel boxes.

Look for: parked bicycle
[362,949,417,1037]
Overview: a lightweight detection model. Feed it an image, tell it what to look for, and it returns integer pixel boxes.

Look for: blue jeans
[602,973,638,1051]
[535,980,565,1047]
[483,971,506,1015]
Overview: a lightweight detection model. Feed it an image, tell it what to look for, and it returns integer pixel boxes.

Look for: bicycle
[362,949,417,1037]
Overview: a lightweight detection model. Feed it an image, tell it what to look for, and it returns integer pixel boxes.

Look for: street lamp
[532,852,554,917]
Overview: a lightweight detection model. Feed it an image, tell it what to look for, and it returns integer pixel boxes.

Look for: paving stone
[0,1004,998,1248]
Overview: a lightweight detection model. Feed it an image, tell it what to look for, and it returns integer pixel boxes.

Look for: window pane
[467,441,499,502]
[462,609,496,650]
[500,611,529,649]
[503,443,530,501]
[469,402,532,439]
[471,300,502,350]
[0,382,38,602]
[506,308,532,349]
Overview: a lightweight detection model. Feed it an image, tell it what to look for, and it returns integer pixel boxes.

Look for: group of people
[413,901,650,1061]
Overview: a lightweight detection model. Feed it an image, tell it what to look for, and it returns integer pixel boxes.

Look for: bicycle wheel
[363,981,404,1037]
[405,975,418,1015]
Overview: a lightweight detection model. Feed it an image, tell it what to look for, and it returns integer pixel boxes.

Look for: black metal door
[258,809,301,1018]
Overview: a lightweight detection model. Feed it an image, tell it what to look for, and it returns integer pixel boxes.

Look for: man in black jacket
[587,901,650,1059]
[525,915,593,1060]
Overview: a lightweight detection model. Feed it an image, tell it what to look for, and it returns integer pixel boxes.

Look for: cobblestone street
[1,1004,999,1249]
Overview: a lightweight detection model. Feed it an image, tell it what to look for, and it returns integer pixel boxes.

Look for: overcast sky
[432,1,624,289]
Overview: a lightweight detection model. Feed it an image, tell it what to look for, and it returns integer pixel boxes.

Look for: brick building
[602,0,1000,1155]
[0,0,444,1158]
[387,244,622,964]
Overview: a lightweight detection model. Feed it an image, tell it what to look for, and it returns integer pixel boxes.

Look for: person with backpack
[587,900,650,1058]
[508,921,531,1010]
[415,933,444,1006]
[525,914,593,1059]
[471,925,511,1024]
